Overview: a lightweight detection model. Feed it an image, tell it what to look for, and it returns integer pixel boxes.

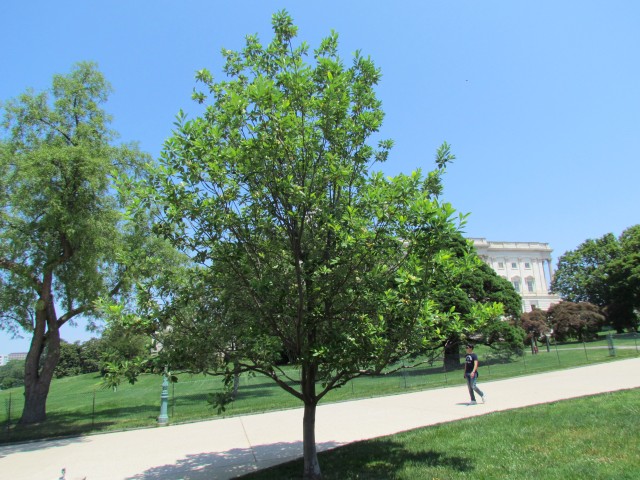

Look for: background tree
[604,225,640,332]
[552,226,639,332]
[0,360,25,390]
[0,62,151,424]
[547,301,604,342]
[552,233,619,306]
[54,341,84,378]
[432,234,524,369]
[139,12,492,480]
[520,308,549,351]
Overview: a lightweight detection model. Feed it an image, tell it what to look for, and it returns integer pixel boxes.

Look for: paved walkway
[1,358,639,480]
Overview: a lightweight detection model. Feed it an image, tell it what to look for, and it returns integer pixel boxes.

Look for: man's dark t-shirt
[465,352,478,375]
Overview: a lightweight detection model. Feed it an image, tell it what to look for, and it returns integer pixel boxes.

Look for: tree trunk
[302,401,321,480]
[443,339,461,371]
[301,361,322,480]
[19,288,61,425]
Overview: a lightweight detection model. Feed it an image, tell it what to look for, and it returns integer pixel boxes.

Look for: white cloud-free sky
[2,1,639,352]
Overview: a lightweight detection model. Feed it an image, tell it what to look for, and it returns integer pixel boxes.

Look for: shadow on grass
[0,403,159,445]
[236,438,474,479]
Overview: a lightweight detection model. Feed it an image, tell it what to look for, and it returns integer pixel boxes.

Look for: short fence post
[5,392,12,432]
[554,340,561,366]
[402,360,407,389]
[91,390,96,429]
[583,341,589,361]
[607,333,616,357]
[443,358,448,385]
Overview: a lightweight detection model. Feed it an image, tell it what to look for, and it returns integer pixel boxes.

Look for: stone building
[471,238,562,313]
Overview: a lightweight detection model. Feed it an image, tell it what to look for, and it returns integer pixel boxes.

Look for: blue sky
[2,1,639,352]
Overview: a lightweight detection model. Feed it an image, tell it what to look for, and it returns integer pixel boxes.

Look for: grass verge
[237,388,640,479]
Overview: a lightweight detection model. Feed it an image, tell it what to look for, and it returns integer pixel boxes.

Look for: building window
[498,262,504,269]
[511,262,517,269]
[526,277,535,293]
[512,277,521,292]
[524,262,531,269]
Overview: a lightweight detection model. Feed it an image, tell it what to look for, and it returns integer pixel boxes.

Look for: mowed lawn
[238,388,640,480]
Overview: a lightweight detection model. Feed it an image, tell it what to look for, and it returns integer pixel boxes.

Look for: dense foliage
[552,225,639,332]
[0,62,153,424]
[520,301,604,344]
[431,234,525,368]
[133,11,497,479]
[0,360,25,390]
[546,301,604,342]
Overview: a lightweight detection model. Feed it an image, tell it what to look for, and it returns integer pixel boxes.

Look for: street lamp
[158,367,169,425]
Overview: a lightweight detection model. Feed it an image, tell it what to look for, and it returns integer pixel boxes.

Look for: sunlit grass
[238,388,640,479]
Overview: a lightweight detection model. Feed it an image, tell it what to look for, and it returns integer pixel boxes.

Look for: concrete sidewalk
[1,358,639,480]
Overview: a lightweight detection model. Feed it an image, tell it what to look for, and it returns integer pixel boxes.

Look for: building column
[535,258,546,294]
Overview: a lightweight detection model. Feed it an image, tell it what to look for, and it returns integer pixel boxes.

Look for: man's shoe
[481,394,487,403]
[469,400,477,405]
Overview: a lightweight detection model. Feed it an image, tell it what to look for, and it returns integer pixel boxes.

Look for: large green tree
[432,234,524,369]
[0,62,151,424]
[552,226,639,332]
[141,12,492,479]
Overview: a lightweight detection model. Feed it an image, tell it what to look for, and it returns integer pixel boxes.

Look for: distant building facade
[7,352,28,362]
[0,355,7,366]
[471,238,562,313]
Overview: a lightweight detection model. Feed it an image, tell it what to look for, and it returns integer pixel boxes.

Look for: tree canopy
[429,234,524,368]
[552,225,639,332]
[0,62,153,424]
[135,11,493,479]
[546,301,604,342]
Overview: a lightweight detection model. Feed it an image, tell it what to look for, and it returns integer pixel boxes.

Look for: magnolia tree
[140,12,495,479]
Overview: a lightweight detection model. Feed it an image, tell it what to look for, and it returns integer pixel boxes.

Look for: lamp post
[158,368,169,425]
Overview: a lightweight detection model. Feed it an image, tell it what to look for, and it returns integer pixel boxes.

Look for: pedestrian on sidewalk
[464,344,485,405]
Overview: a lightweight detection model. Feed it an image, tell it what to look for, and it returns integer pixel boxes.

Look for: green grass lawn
[1,335,638,444]
[237,388,640,480]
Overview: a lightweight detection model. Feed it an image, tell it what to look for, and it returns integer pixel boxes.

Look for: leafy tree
[432,234,524,369]
[552,226,639,332]
[605,225,640,331]
[54,341,84,378]
[520,307,549,351]
[0,360,25,390]
[0,62,151,424]
[139,12,492,479]
[97,321,152,366]
[78,337,103,374]
[552,234,619,306]
[547,301,604,342]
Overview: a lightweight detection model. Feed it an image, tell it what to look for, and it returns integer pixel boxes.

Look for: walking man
[464,344,485,405]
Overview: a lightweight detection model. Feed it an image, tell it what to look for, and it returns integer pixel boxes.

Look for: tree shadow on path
[125,440,342,480]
